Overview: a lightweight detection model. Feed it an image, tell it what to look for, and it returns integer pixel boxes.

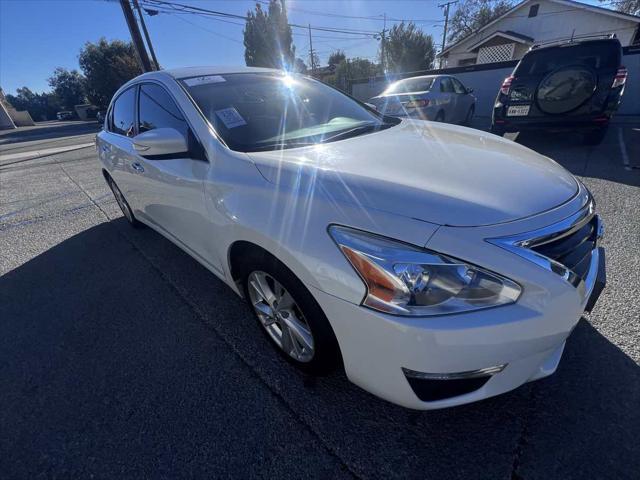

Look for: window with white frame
[477,43,515,64]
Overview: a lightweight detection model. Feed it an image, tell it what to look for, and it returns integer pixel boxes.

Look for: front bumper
[313,285,580,410]
[313,192,604,410]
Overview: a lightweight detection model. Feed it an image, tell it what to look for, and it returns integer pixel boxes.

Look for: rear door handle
[131,162,145,173]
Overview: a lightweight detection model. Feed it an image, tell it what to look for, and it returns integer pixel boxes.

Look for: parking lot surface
[1,122,638,479]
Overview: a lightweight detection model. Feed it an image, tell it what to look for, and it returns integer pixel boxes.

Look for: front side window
[138,84,188,136]
[440,77,454,93]
[181,73,396,152]
[111,87,136,137]
[451,78,467,94]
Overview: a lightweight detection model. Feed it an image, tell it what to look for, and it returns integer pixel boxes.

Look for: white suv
[97,67,605,409]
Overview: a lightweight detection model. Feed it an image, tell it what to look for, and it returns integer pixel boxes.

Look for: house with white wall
[438,0,640,67]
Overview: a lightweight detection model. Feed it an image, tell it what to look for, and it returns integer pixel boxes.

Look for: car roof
[113,66,283,99]
[395,75,438,82]
[163,65,281,79]
[529,37,621,52]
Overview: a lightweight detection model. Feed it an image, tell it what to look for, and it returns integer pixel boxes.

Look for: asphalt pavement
[1,121,638,479]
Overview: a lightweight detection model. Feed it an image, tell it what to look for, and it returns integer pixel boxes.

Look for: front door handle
[131,162,145,173]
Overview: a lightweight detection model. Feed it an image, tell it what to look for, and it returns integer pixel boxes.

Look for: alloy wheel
[110,180,134,223]
[247,271,315,363]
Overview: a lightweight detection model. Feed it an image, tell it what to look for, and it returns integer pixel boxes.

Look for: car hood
[247,120,578,227]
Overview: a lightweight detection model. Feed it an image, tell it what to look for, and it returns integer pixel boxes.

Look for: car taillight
[405,99,429,108]
[500,75,514,95]
[612,67,627,88]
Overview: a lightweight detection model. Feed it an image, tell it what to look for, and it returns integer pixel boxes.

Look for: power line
[139,0,380,36]
[172,14,244,44]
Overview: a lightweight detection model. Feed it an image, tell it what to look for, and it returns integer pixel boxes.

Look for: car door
[451,77,472,122]
[131,82,213,263]
[101,86,144,211]
[438,77,456,122]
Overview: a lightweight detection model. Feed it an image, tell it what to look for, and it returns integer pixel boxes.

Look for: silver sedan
[369,75,476,125]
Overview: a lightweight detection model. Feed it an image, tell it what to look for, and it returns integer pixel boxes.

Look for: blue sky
[0,0,602,95]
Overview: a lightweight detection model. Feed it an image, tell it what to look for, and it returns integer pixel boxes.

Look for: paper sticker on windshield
[215,107,247,129]
[184,75,226,87]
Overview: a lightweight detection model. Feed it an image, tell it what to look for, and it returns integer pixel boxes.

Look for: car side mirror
[133,127,188,158]
[365,102,378,111]
[466,87,474,94]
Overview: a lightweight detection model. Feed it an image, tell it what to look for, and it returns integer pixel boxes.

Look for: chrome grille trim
[487,198,602,297]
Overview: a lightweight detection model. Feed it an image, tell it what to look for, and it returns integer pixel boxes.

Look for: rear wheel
[107,177,142,228]
[241,252,340,375]
[583,125,608,146]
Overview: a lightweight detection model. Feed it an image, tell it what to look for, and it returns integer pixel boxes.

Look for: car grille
[488,194,603,294]
[529,215,599,284]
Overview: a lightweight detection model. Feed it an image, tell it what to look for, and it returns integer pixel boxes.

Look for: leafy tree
[5,87,60,121]
[294,58,308,73]
[244,0,295,69]
[79,38,142,108]
[48,67,86,109]
[330,57,381,91]
[381,22,436,73]
[448,0,513,43]
[327,50,346,67]
[601,0,639,15]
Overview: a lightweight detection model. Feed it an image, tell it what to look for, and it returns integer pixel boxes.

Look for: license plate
[507,105,530,116]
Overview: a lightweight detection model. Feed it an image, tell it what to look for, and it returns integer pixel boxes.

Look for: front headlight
[329,225,521,316]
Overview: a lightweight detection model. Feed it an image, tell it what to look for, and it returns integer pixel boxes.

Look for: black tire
[464,106,475,126]
[107,176,142,228]
[435,111,445,122]
[583,125,608,146]
[240,250,341,375]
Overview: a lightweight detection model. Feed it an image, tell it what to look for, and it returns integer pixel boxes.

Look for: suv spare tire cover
[536,65,597,115]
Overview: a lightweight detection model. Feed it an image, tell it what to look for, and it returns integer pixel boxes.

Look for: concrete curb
[0,143,94,167]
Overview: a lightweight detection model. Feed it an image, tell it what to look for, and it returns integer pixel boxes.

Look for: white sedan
[96,66,605,409]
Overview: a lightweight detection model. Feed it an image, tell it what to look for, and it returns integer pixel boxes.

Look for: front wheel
[107,177,142,228]
[464,106,475,126]
[241,253,340,375]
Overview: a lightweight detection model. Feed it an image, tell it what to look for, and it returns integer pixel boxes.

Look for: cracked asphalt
[1,122,638,479]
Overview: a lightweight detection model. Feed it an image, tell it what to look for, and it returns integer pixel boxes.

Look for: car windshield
[181,72,396,152]
[384,78,434,94]
[516,42,620,76]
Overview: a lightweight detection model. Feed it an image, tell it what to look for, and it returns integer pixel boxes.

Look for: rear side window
[138,84,188,136]
[516,41,621,76]
[111,87,136,137]
[440,77,454,93]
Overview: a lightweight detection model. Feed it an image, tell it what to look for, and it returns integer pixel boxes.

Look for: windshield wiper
[320,123,392,144]
[248,141,318,152]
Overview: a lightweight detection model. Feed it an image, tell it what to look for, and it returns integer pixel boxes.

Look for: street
[1,122,639,479]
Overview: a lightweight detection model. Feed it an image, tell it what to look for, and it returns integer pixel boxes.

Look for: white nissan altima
[96,66,606,409]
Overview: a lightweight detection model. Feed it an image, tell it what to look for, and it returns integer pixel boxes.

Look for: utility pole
[438,0,457,69]
[380,13,387,73]
[308,24,315,75]
[133,0,159,70]
[119,0,153,72]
